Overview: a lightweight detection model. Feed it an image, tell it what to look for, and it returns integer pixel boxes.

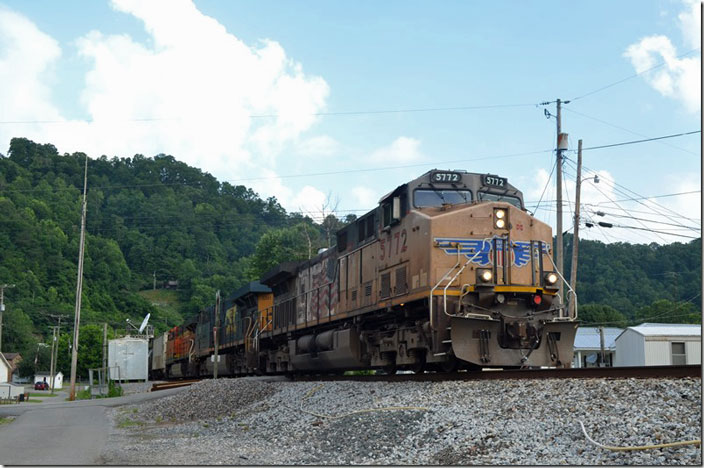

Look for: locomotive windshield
[477,191,522,208]
[414,189,472,207]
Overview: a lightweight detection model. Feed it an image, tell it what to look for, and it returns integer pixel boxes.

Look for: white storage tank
[108,337,149,381]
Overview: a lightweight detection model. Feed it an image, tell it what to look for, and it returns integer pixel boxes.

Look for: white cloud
[0,6,63,132]
[0,0,329,201]
[291,185,329,222]
[368,136,425,164]
[295,135,340,157]
[624,0,701,113]
[351,186,379,209]
[678,0,701,49]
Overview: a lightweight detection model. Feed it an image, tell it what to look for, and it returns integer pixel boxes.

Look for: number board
[430,171,462,183]
[483,174,507,187]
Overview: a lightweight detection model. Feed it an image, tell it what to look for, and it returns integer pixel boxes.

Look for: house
[614,323,701,367]
[572,327,623,368]
[0,353,10,383]
[34,371,64,389]
[2,353,22,377]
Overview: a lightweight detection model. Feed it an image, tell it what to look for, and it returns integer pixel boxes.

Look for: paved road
[0,405,110,465]
[0,386,187,466]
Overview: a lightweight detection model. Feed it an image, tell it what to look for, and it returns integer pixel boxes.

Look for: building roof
[573,327,623,350]
[625,323,701,338]
[2,353,21,360]
[34,371,63,377]
[0,353,9,370]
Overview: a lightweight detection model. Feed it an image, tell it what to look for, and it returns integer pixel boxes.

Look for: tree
[578,304,627,328]
[245,223,323,280]
[635,299,701,325]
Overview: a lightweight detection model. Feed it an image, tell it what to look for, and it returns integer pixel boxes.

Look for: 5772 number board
[483,174,507,187]
[431,171,462,183]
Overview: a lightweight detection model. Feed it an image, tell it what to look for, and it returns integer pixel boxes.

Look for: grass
[117,418,145,429]
[0,416,14,425]
[29,392,59,398]
[137,289,184,326]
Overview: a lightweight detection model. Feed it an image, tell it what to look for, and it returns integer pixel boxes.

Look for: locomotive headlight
[493,208,508,229]
[477,268,493,283]
[544,272,558,285]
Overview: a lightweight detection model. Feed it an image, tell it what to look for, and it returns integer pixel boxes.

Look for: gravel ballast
[100,377,701,465]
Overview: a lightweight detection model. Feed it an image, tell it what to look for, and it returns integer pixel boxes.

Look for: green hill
[0,137,700,376]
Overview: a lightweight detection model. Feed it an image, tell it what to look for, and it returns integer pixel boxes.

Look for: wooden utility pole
[213,290,220,379]
[48,314,67,394]
[555,99,564,309]
[0,284,16,353]
[69,156,88,401]
[49,326,58,393]
[599,326,606,367]
[102,322,108,390]
[569,139,583,319]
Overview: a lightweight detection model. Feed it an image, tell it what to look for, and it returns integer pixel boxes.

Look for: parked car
[34,381,49,390]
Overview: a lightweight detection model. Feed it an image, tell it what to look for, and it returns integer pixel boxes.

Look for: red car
[34,381,49,390]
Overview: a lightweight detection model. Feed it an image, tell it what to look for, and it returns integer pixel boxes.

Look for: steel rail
[288,365,701,382]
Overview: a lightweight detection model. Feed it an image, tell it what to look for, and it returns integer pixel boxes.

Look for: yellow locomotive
[154,169,578,377]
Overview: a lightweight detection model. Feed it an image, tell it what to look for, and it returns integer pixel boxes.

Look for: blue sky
[0,0,700,244]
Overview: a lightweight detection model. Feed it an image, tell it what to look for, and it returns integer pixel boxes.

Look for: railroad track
[151,365,700,386]
[288,365,701,382]
[151,379,202,392]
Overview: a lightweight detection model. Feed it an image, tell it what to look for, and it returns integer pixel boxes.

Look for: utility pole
[48,313,67,394]
[0,284,15,353]
[49,326,58,394]
[599,326,606,367]
[569,139,583,319]
[69,156,89,401]
[555,99,566,309]
[102,322,107,392]
[213,290,220,379]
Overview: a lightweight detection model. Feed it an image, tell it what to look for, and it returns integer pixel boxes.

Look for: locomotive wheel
[440,355,458,373]
[410,352,426,374]
[377,363,397,375]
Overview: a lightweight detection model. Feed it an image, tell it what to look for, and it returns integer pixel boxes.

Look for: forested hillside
[0,138,700,376]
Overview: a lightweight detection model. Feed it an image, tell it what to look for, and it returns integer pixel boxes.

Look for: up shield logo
[434,237,549,268]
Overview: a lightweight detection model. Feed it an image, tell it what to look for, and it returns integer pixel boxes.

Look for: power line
[573,160,701,228]
[0,128,697,196]
[581,130,700,151]
[562,157,701,231]
[0,102,538,125]
[0,148,555,194]
[563,107,698,156]
[528,158,557,216]
[571,47,701,101]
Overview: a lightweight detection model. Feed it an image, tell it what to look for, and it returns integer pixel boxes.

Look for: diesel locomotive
[151,169,578,378]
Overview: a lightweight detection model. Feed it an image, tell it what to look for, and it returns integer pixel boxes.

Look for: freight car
[151,169,578,377]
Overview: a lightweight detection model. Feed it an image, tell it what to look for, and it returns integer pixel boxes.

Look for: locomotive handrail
[544,250,578,320]
[429,241,463,331]
[442,242,488,317]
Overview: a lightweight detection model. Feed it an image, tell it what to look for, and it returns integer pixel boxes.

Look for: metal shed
[108,337,149,381]
[613,323,701,367]
[572,327,623,368]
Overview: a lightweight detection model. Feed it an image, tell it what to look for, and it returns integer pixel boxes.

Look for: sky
[0,0,701,245]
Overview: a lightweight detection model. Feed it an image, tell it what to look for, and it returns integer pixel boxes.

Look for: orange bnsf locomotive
[152,169,577,377]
